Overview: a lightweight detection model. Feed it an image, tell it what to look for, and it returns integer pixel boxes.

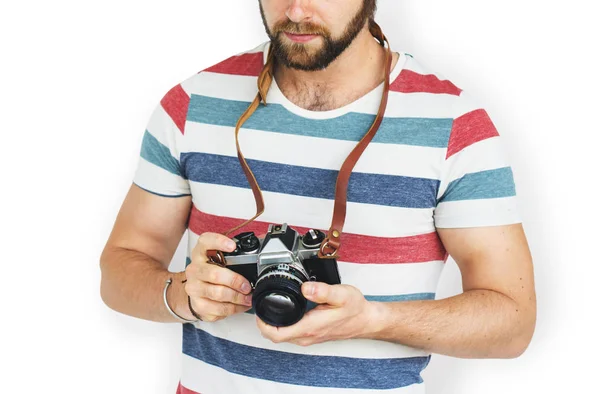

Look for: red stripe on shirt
[391,69,462,95]
[160,84,190,135]
[188,207,447,264]
[203,52,264,77]
[446,108,499,159]
[177,382,199,394]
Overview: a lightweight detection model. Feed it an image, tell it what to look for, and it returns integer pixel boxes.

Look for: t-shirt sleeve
[132,83,191,198]
[433,91,521,228]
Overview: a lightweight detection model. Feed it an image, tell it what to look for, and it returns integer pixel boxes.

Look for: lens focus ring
[252,265,309,327]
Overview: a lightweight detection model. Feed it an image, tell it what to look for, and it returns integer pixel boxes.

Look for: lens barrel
[252,265,308,327]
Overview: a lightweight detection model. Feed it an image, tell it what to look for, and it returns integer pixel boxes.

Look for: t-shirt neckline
[262,41,406,120]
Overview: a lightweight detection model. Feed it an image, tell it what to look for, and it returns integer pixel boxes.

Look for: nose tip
[286,1,311,23]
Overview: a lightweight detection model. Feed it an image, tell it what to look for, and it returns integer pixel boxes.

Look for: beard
[259,0,376,71]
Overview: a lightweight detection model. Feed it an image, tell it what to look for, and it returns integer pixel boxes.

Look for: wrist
[168,271,197,321]
[358,301,389,339]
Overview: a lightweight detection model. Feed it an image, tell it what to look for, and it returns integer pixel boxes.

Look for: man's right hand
[184,232,253,322]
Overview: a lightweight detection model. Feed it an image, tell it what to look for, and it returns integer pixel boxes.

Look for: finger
[256,313,317,344]
[289,338,318,347]
[193,232,237,258]
[256,315,274,333]
[198,264,252,294]
[256,316,283,342]
[302,282,350,307]
[192,297,251,319]
[200,315,225,323]
[201,284,253,306]
[184,278,251,306]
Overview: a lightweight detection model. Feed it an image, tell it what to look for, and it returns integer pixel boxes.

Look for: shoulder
[153,41,270,132]
[390,53,464,99]
[199,41,269,77]
[180,41,269,98]
[389,52,501,155]
[393,52,493,120]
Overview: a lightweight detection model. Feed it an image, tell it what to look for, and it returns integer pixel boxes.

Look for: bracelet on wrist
[163,278,201,324]
[187,295,204,321]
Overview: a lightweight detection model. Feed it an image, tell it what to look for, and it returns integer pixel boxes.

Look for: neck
[272,26,396,111]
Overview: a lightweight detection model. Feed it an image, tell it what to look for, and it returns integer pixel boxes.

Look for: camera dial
[236,232,260,254]
[301,229,326,249]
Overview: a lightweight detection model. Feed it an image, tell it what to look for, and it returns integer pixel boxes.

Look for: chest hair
[282,82,362,112]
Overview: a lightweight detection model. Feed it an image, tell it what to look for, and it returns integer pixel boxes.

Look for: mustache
[272,20,329,36]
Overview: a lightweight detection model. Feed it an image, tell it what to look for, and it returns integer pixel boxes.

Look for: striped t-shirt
[133,41,521,394]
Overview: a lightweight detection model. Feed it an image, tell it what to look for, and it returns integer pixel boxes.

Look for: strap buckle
[318,239,339,259]
[206,250,226,266]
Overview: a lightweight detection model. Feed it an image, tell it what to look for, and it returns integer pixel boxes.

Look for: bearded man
[100,1,536,393]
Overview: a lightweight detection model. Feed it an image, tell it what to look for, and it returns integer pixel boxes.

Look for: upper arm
[433,90,535,311]
[102,81,194,267]
[102,184,192,268]
[437,224,536,311]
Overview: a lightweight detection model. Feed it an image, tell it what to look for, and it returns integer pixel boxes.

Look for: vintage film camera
[220,223,341,327]
[207,29,392,328]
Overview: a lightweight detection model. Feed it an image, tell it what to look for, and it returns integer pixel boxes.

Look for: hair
[368,0,378,31]
[255,0,384,105]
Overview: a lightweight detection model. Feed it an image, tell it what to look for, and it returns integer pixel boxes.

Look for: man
[100,0,536,393]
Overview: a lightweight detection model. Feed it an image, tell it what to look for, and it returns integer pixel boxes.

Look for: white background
[1,0,598,393]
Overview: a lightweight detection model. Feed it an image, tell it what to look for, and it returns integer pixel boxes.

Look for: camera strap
[212,22,392,262]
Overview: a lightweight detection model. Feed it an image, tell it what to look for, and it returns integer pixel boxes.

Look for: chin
[284,53,323,70]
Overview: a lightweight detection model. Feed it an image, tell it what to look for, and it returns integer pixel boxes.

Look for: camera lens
[252,266,308,327]
[263,293,295,313]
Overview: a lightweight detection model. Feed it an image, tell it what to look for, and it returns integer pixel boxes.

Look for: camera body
[221,223,341,327]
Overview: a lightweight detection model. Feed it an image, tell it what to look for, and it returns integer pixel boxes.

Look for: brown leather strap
[220,46,275,237]
[205,46,275,264]
[208,22,392,263]
[318,28,392,258]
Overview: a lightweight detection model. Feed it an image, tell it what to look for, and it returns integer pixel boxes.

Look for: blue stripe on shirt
[183,324,429,389]
[187,95,453,148]
[140,130,183,177]
[439,167,516,202]
[180,152,439,208]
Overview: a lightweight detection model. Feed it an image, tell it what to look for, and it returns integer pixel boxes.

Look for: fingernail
[226,240,236,250]
[304,283,315,296]
[244,295,253,306]
[241,282,251,293]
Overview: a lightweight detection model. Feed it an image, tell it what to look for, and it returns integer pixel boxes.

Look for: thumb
[302,282,348,307]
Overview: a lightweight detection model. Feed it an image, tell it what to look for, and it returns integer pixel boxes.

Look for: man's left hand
[256,282,379,346]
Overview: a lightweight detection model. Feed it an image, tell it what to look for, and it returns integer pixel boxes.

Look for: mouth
[283,32,319,43]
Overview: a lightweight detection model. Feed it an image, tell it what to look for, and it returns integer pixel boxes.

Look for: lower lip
[284,32,318,43]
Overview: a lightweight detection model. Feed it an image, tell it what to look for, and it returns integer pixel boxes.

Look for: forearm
[100,246,194,323]
[366,289,535,359]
